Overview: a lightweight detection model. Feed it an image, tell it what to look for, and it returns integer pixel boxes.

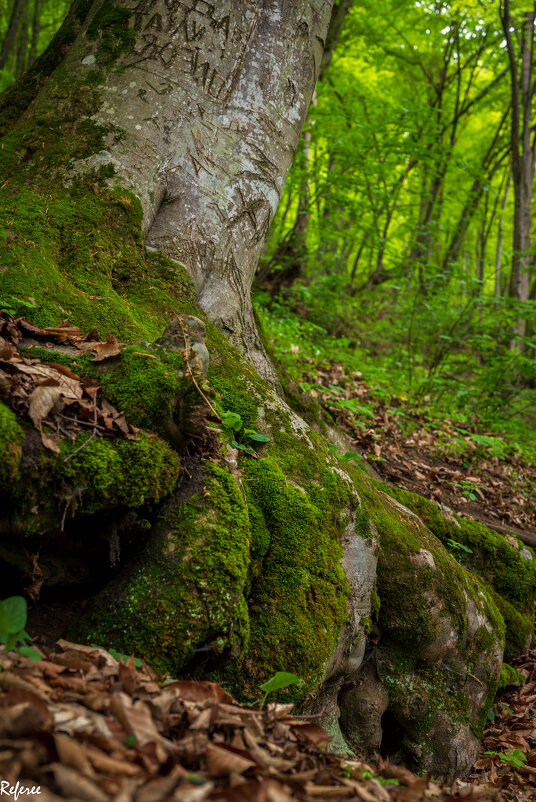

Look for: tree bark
[28,0,42,67]
[15,1,29,77]
[9,0,333,381]
[501,0,536,342]
[0,0,25,71]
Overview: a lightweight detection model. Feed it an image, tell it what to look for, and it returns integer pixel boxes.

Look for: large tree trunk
[0,2,527,782]
[3,0,333,381]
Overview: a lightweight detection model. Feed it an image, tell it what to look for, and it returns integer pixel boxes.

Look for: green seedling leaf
[187,773,206,786]
[221,411,242,431]
[447,539,473,554]
[16,645,41,662]
[236,443,257,457]
[340,451,362,462]
[3,632,20,652]
[260,671,301,706]
[249,433,270,442]
[260,671,302,694]
[1,596,27,633]
[125,734,137,748]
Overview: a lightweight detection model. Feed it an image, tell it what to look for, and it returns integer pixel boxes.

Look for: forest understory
[2,0,536,798]
[1,306,536,801]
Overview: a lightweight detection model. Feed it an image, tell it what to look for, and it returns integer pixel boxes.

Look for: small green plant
[447,538,473,554]
[484,749,527,769]
[91,644,142,668]
[450,479,479,501]
[259,671,301,707]
[219,410,270,457]
[328,443,365,466]
[0,596,41,667]
[109,648,142,668]
[0,296,37,316]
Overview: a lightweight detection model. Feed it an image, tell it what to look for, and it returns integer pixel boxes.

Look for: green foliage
[498,662,526,690]
[218,410,271,457]
[256,0,536,464]
[259,671,302,707]
[447,539,474,554]
[0,596,41,666]
[484,749,527,769]
[91,645,142,669]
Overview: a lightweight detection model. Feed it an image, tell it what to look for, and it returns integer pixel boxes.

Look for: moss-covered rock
[498,662,525,690]
[0,401,24,483]
[339,476,505,779]
[73,460,251,674]
[381,484,536,659]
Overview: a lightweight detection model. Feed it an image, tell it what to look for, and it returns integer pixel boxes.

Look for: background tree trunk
[501,0,536,342]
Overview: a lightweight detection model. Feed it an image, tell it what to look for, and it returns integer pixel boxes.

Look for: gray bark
[58,0,334,381]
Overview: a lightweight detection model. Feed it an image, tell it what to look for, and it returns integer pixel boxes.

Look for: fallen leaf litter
[0,640,510,801]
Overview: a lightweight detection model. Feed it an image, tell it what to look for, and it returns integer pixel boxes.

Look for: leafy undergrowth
[0,639,506,801]
[277,350,536,542]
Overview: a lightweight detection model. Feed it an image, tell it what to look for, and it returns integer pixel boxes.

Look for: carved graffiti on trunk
[124,0,253,103]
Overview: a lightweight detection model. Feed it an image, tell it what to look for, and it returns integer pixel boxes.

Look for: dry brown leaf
[190,707,213,731]
[46,362,81,380]
[205,743,256,777]
[398,773,430,801]
[303,783,354,798]
[85,746,140,776]
[167,680,235,704]
[172,782,214,801]
[28,383,61,429]
[54,732,94,774]
[118,656,140,695]
[91,336,121,361]
[290,721,332,745]
[0,702,47,737]
[51,761,109,802]
[110,692,167,763]
[134,765,185,802]
[57,639,119,668]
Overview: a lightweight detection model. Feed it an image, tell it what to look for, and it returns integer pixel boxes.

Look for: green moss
[0,182,199,342]
[0,401,24,483]
[3,429,180,539]
[87,3,136,65]
[0,0,92,138]
[498,662,525,690]
[60,432,181,512]
[380,483,536,659]
[225,426,353,701]
[86,345,190,432]
[370,577,381,620]
[74,462,250,675]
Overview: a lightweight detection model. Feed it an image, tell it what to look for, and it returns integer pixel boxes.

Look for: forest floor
[0,637,535,801]
[2,315,536,799]
[296,358,536,549]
